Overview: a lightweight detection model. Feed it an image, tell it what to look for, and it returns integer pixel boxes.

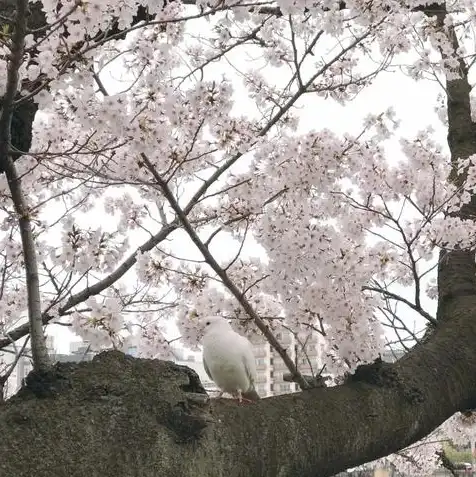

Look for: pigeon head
[200,315,231,336]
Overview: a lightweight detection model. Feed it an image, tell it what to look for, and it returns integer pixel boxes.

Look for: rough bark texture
[2,300,476,477]
[435,5,476,321]
[1,1,476,476]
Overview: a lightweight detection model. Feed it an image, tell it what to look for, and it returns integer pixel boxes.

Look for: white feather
[200,316,260,400]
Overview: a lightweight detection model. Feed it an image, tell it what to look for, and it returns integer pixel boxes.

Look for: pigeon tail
[242,386,260,401]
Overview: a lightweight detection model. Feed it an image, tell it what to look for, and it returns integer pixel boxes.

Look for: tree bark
[434,7,476,322]
[0,0,51,372]
[1,299,476,477]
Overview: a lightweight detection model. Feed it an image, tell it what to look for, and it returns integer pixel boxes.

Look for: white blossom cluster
[0,0,475,471]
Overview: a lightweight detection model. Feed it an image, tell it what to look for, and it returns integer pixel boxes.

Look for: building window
[270,384,274,391]
[127,346,137,357]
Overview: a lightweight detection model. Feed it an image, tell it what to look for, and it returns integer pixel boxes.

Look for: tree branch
[363,285,436,325]
[1,303,476,477]
[0,0,50,372]
[0,220,178,350]
[0,335,30,387]
[430,7,476,320]
[141,153,310,390]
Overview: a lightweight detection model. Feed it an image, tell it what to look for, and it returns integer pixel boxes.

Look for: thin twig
[0,335,31,384]
[364,284,437,325]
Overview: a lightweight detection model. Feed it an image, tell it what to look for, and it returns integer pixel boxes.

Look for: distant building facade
[2,335,56,397]
[251,329,324,397]
[171,346,218,394]
[381,348,405,363]
[1,338,96,398]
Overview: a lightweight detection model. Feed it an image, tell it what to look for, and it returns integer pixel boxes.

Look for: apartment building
[252,332,405,398]
[1,335,56,398]
[171,346,219,394]
[252,328,324,397]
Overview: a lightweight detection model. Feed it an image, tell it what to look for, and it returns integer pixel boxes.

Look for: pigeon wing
[239,335,260,400]
[202,354,214,381]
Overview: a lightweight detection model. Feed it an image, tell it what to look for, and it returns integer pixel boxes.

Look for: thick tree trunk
[1,295,476,477]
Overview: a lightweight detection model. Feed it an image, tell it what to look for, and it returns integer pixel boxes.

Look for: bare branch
[363,284,437,325]
[0,335,30,385]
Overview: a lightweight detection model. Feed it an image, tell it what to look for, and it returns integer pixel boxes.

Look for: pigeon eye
[206,321,210,326]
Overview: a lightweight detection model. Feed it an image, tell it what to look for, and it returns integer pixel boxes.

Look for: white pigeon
[200,315,260,402]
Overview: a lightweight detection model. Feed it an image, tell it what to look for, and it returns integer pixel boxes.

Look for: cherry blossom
[0,0,476,472]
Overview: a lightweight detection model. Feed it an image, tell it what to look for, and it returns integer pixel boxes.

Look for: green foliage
[443,442,473,464]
